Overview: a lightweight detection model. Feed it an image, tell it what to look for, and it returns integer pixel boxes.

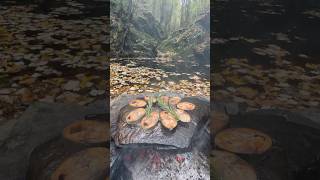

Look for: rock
[63,80,80,91]
[0,88,15,94]
[0,95,15,104]
[112,93,209,149]
[15,88,34,103]
[56,92,80,103]
[39,96,55,103]
[237,87,258,99]
[89,89,105,97]
[78,97,94,106]
[19,77,36,85]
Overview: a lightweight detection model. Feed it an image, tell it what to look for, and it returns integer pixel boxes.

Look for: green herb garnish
[145,97,154,117]
[157,96,179,121]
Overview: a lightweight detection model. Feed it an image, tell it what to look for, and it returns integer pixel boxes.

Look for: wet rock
[56,92,81,103]
[15,88,34,103]
[89,89,105,97]
[0,88,15,94]
[63,80,80,91]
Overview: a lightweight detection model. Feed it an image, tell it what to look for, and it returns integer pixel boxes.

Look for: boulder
[111,93,209,149]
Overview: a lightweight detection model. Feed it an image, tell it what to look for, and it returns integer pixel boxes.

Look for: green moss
[158,24,207,59]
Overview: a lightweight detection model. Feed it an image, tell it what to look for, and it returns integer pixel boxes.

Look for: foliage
[111,0,210,58]
[145,97,154,117]
[158,10,210,61]
[156,95,179,120]
[140,0,210,32]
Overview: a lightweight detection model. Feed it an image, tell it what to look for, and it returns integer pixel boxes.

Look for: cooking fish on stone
[140,111,159,129]
[160,111,178,130]
[129,99,147,107]
[125,108,146,124]
[144,96,157,103]
[113,95,209,149]
[176,109,191,122]
[160,96,170,104]
[177,102,196,111]
[169,96,181,105]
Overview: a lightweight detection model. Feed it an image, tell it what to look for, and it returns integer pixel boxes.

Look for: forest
[110,0,210,98]
[111,0,210,60]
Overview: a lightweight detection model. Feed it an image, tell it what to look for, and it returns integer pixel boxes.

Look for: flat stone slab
[0,100,106,180]
[111,92,209,149]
